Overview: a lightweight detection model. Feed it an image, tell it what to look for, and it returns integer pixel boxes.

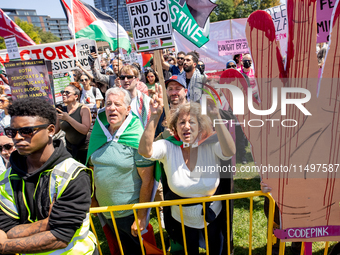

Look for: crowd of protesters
[0,47,331,254]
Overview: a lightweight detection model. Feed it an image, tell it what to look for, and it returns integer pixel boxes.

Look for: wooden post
[153,50,170,118]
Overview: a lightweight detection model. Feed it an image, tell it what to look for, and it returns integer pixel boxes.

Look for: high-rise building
[3,8,72,41]
[3,8,50,32]
[93,0,131,31]
[47,18,72,41]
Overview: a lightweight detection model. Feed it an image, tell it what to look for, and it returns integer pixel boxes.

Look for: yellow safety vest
[0,158,96,255]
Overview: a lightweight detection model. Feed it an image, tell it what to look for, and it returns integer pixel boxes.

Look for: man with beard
[161,51,186,75]
[184,51,207,102]
[155,75,187,138]
[100,58,110,74]
[111,58,124,76]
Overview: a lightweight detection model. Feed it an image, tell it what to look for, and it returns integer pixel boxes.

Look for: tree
[210,0,281,21]
[14,18,41,44]
[35,27,60,44]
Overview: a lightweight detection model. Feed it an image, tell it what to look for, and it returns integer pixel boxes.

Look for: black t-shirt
[0,141,92,243]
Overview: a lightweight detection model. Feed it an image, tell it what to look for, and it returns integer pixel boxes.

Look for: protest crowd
[0,0,340,254]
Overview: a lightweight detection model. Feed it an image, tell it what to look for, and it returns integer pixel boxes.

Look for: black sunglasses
[177,57,184,60]
[119,75,135,80]
[4,124,50,138]
[227,65,237,68]
[61,90,73,96]
[0,143,13,151]
[80,79,88,82]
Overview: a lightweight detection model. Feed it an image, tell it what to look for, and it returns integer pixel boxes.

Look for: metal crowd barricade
[89,191,276,255]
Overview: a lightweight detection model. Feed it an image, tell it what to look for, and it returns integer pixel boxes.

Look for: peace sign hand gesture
[149,84,164,117]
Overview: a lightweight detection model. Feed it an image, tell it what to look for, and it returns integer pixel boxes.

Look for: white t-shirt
[147,140,232,228]
[80,87,103,105]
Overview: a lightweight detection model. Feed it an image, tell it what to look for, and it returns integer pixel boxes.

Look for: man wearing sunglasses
[0,98,97,254]
[119,65,151,128]
[89,53,149,96]
[161,51,186,75]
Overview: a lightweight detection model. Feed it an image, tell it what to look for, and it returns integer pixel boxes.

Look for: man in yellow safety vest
[0,98,96,254]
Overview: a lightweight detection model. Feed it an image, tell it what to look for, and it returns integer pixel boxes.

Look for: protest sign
[5,60,54,105]
[218,38,249,56]
[174,19,247,71]
[126,0,175,52]
[53,72,73,104]
[0,38,98,74]
[316,0,335,42]
[241,1,340,242]
[265,4,287,56]
[4,36,20,60]
[168,0,210,48]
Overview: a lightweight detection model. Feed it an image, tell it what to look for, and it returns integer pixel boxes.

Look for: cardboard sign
[316,0,336,42]
[265,4,288,56]
[0,38,98,74]
[4,36,20,60]
[174,19,247,71]
[126,0,175,52]
[5,60,54,105]
[53,72,73,104]
[218,38,249,56]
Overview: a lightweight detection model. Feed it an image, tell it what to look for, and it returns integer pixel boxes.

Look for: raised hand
[149,84,164,116]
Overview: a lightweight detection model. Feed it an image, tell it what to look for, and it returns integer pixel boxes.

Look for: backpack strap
[92,87,97,98]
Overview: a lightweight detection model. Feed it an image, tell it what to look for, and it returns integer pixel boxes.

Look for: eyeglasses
[177,57,184,60]
[61,90,73,96]
[0,143,13,151]
[0,99,8,104]
[80,79,88,82]
[119,75,135,80]
[4,124,50,138]
[227,65,237,68]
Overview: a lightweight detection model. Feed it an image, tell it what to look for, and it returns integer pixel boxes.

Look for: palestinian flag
[60,0,131,54]
[141,52,153,68]
[87,108,162,254]
[87,108,143,162]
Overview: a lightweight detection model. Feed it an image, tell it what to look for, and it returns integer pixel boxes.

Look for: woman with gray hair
[139,85,235,254]
[87,87,155,255]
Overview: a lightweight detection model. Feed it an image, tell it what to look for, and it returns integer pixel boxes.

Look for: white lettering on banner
[287,227,329,238]
[0,39,97,74]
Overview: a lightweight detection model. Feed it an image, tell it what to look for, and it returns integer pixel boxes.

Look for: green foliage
[0,18,60,49]
[210,0,281,21]
[0,38,6,50]
[15,18,41,44]
[35,27,60,44]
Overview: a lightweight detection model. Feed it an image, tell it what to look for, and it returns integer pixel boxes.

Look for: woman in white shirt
[139,85,235,254]
[79,74,104,109]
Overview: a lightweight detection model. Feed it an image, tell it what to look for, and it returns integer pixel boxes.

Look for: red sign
[0,8,36,46]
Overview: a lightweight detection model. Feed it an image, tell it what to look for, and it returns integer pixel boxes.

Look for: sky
[1,0,286,19]
[0,0,286,20]
[0,0,94,19]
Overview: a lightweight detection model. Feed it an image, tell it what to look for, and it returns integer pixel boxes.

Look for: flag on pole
[141,52,153,67]
[60,0,131,54]
[0,8,36,46]
[168,0,216,47]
